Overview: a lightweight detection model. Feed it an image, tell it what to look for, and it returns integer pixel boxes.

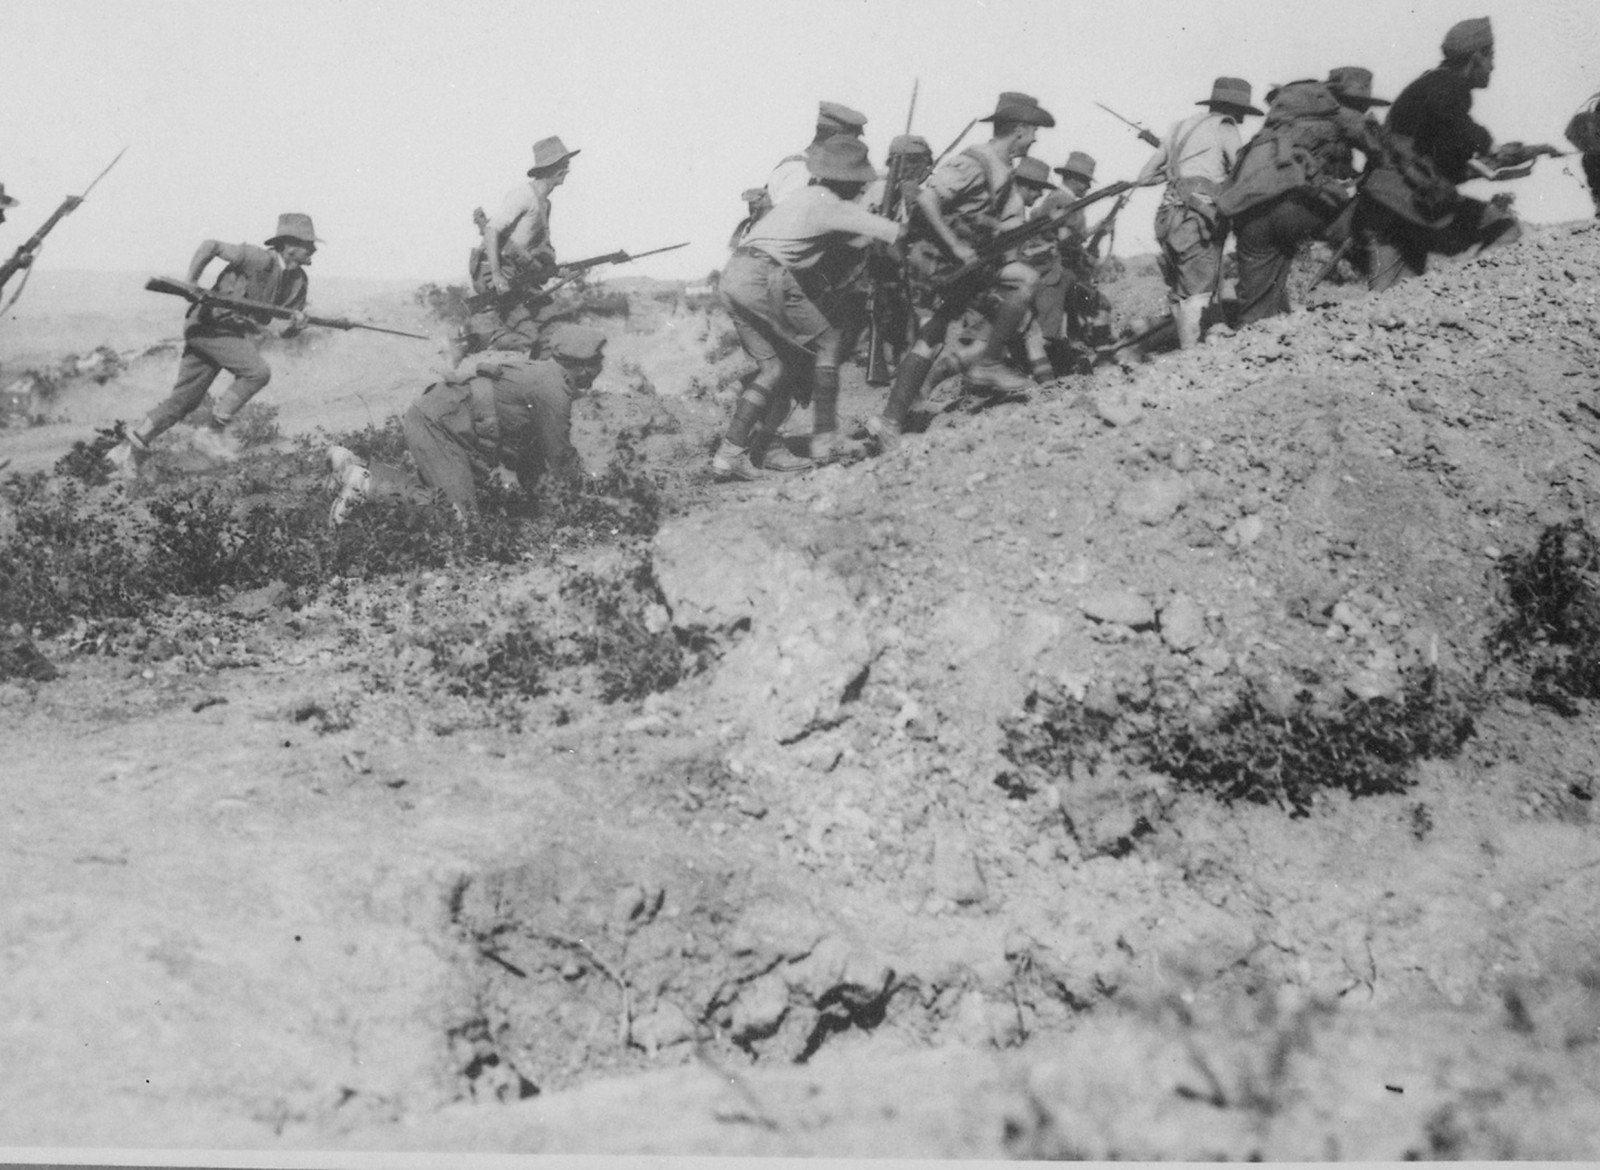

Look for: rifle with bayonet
[0,148,127,313]
[145,276,433,340]
[463,241,689,313]
[1093,102,1163,149]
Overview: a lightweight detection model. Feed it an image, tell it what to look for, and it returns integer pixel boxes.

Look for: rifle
[1083,186,1135,260]
[935,178,1140,291]
[0,147,127,311]
[935,119,979,165]
[1093,102,1163,149]
[145,276,432,340]
[866,82,920,385]
[1468,142,1566,182]
[463,241,689,313]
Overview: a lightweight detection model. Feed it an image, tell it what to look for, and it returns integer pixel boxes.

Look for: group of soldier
[4,16,1591,519]
[90,136,609,524]
[708,15,1578,480]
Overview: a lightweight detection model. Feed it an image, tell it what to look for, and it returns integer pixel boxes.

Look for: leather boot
[874,348,936,444]
[711,440,763,481]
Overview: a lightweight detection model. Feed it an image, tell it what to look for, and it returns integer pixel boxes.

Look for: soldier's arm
[185,239,244,283]
[1135,133,1171,185]
[484,187,535,287]
[914,186,974,263]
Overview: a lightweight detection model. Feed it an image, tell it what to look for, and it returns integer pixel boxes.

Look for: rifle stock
[144,277,431,340]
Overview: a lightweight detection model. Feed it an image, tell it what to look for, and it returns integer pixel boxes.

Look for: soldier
[1219,67,1390,323]
[767,102,868,208]
[0,183,27,296]
[1137,77,1262,348]
[106,213,315,473]
[464,136,579,355]
[714,135,903,479]
[1029,151,1116,373]
[327,324,603,524]
[1359,17,1525,290]
[865,135,935,216]
[868,90,1056,451]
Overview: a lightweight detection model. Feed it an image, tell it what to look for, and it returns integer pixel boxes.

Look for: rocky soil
[3,229,1600,1159]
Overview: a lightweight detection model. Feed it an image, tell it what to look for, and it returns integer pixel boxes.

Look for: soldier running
[0,182,27,296]
[463,136,579,356]
[1138,77,1262,348]
[326,324,604,524]
[867,90,1056,451]
[713,135,903,480]
[106,213,316,474]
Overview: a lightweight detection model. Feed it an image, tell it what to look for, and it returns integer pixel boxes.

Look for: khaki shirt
[192,243,307,334]
[925,141,1027,237]
[740,185,900,271]
[487,181,554,267]
[765,153,811,207]
[1139,111,1244,188]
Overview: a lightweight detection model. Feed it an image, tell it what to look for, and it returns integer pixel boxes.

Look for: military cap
[0,182,16,209]
[1198,77,1264,117]
[817,101,868,134]
[1326,66,1391,108]
[979,92,1056,128]
[528,136,580,176]
[1013,157,1054,188]
[547,324,607,363]
[888,134,933,158]
[1054,150,1096,182]
[1442,16,1492,59]
[806,135,878,183]
[265,212,320,246]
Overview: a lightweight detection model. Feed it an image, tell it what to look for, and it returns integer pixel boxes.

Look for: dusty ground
[3,233,1600,1159]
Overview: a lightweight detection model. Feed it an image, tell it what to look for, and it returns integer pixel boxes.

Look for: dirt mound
[4,229,1600,1156]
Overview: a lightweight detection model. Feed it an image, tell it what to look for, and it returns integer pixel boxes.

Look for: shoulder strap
[960,144,1015,212]
[1169,113,1215,177]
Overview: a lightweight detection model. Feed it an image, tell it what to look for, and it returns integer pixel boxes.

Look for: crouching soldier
[107,213,316,472]
[327,324,604,524]
[713,135,904,480]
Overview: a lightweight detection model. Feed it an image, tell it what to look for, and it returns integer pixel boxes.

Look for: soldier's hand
[953,241,978,265]
[289,310,309,332]
[489,271,512,295]
[1489,141,1528,167]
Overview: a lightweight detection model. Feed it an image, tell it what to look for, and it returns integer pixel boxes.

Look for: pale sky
[2,0,1597,287]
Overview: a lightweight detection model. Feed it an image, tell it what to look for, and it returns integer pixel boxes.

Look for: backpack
[1216,81,1347,217]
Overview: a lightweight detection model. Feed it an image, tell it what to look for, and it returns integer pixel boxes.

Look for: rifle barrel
[144,277,431,340]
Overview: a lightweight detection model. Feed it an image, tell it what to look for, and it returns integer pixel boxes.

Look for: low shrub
[1492,520,1600,703]
[1002,668,1475,817]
